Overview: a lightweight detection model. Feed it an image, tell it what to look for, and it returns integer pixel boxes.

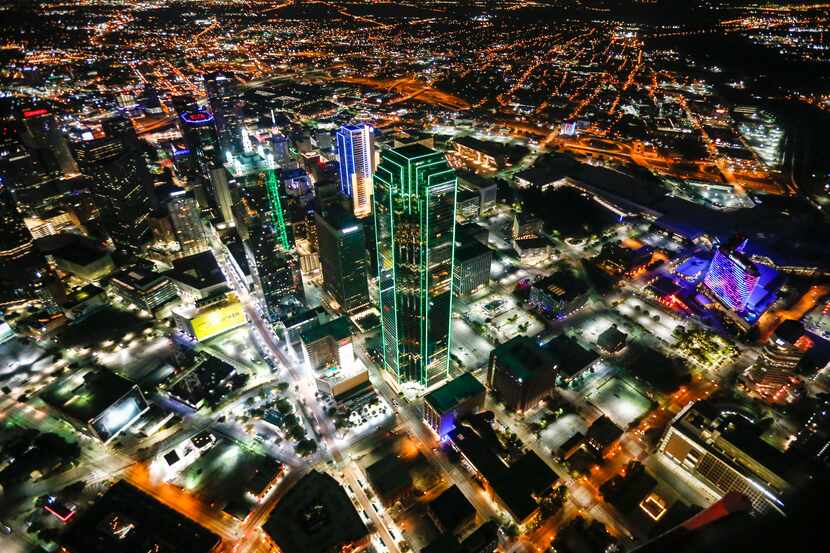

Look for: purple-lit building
[702,246,760,313]
[423,373,485,437]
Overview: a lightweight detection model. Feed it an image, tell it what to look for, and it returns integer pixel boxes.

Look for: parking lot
[585,376,652,428]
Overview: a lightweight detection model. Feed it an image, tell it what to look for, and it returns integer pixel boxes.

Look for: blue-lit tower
[336,123,375,219]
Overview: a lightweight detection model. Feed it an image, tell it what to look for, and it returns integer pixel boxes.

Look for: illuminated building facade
[373,144,457,387]
[315,205,370,314]
[0,179,49,301]
[659,400,790,514]
[336,123,375,218]
[168,192,209,257]
[72,117,152,253]
[17,106,77,178]
[179,110,222,179]
[204,71,243,152]
[245,218,304,322]
[230,151,303,321]
[702,246,760,312]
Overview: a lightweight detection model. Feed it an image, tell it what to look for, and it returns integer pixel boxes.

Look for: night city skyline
[1,2,830,553]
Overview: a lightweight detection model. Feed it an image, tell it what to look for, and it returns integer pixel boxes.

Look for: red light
[23,108,49,119]
[44,504,76,523]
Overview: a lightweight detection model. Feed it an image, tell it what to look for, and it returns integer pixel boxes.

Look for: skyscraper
[702,245,760,312]
[373,144,457,387]
[168,192,209,257]
[17,105,77,178]
[336,123,375,219]
[315,205,370,315]
[179,110,222,179]
[245,215,304,322]
[72,117,152,254]
[204,71,243,153]
[0,180,48,301]
[228,147,302,321]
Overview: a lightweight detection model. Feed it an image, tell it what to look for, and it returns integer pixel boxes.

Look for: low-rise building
[165,251,228,303]
[546,334,600,383]
[488,336,558,413]
[110,265,178,312]
[529,271,589,318]
[263,470,368,553]
[658,400,792,513]
[454,240,492,297]
[42,369,149,443]
[172,292,246,342]
[58,481,220,553]
[427,485,476,535]
[512,212,544,239]
[50,240,114,281]
[424,372,486,437]
[448,413,557,530]
[60,284,106,321]
[597,325,628,353]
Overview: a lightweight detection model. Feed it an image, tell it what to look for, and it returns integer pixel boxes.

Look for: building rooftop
[45,235,110,267]
[491,451,557,522]
[317,203,361,233]
[449,414,556,523]
[42,369,137,424]
[166,251,226,291]
[455,240,491,263]
[492,336,557,383]
[263,470,367,553]
[427,485,475,533]
[59,480,220,553]
[301,316,351,344]
[587,416,624,449]
[425,373,486,414]
[532,270,588,301]
[392,142,438,159]
[247,455,284,497]
[597,325,628,352]
[366,453,413,501]
[110,265,168,291]
[546,335,599,379]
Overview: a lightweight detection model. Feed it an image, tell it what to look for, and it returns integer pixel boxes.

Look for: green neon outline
[265,168,289,250]
[374,146,457,387]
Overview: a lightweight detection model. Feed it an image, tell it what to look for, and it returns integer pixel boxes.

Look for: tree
[296,439,317,456]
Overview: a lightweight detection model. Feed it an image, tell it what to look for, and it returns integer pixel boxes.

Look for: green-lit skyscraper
[373,144,457,387]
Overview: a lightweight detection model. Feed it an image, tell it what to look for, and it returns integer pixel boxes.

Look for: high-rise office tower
[168,192,209,257]
[227,149,292,250]
[72,117,152,254]
[315,205,370,315]
[0,120,57,208]
[271,134,291,166]
[171,95,198,116]
[244,214,304,322]
[336,123,375,219]
[0,180,48,301]
[228,147,302,321]
[373,144,457,387]
[17,105,77,178]
[179,110,222,179]
[210,166,235,225]
[702,245,760,312]
[204,71,243,153]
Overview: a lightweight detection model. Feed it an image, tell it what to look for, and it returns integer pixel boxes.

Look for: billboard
[90,388,148,443]
[190,300,246,341]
